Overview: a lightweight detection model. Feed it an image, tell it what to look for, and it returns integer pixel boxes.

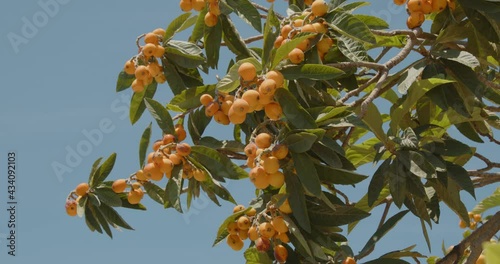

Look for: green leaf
[388,158,408,208]
[116,71,134,92]
[368,158,390,206]
[143,181,166,205]
[337,35,370,62]
[390,78,454,134]
[262,5,280,69]
[357,102,387,143]
[204,16,222,69]
[291,152,322,197]
[284,170,311,233]
[359,210,410,257]
[188,107,212,143]
[446,162,475,198]
[220,14,252,59]
[275,88,317,129]
[91,204,113,238]
[244,247,273,264]
[213,207,252,247]
[165,12,194,41]
[271,33,315,69]
[129,82,158,124]
[406,150,437,179]
[190,145,248,180]
[197,136,245,153]
[139,123,152,168]
[164,165,183,212]
[93,188,122,207]
[90,153,117,187]
[315,164,368,185]
[431,50,480,69]
[472,187,500,214]
[397,59,427,95]
[308,204,370,226]
[327,10,376,44]
[225,0,262,33]
[165,46,205,69]
[88,157,103,186]
[431,179,470,226]
[484,242,500,264]
[285,132,318,153]
[85,204,102,234]
[311,142,342,168]
[98,202,134,230]
[280,64,344,80]
[349,188,392,233]
[216,57,261,93]
[189,8,207,43]
[455,122,484,143]
[353,14,389,30]
[144,98,175,136]
[462,7,499,43]
[163,59,186,95]
[441,139,472,156]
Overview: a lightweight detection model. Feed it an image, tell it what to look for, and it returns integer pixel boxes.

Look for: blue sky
[0,0,497,263]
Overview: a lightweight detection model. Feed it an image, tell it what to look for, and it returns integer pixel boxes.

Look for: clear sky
[0,1,497,263]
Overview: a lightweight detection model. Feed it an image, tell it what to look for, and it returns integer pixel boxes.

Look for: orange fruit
[271,216,289,233]
[112,179,128,193]
[237,216,252,230]
[249,166,270,189]
[255,133,273,149]
[288,48,305,64]
[265,71,284,88]
[153,45,165,58]
[176,143,191,156]
[204,12,218,27]
[228,108,246,124]
[277,232,290,243]
[154,73,166,84]
[343,257,356,264]
[259,222,276,239]
[394,0,405,5]
[136,169,147,181]
[407,12,425,29]
[476,255,486,264]
[274,35,284,48]
[317,36,333,54]
[281,25,293,38]
[146,152,155,163]
[227,234,244,251]
[214,110,230,125]
[304,0,314,5]
[272,144,289,160]
[233,204,246,213]
[127,189,144,204]
[162,134,176,144]
[246,208,257,217]
[312,22,327,33]
[131,182,142,190]
[447,0,455,10]
[259,79,277,97]
[159,158,174,174]
[248,226,259,241]
[262,156,280,174]
[144,33,159,44]
[193,0,206,11]
[431,0,447,12]
[131,79,145,93]
[241,90,260,112]
[147,62,162,77]
[274,245,288,263]
[193,169,207,181]
[238,62,257,81]
[473,214,482,222]
[205,101,220,117]
[175,124,187,141]
[246,157,256,168]
[152,28,166,37]
[269,171,285,188]
[142,43,156,57]
[278,199,292,214]
[407,0,423,13]
[134,65,150,81]
[179,0,193,12]
[221,100,233,115]
[65,200,78,216]
[301,24,317,34]
[200,94,214,106]
[256,237,271,252]
[311,0,329,17]
[143,162,164,181]
[227,221,240,235]
[209,2,221,15]
[124,60,136,75]
[238,228,249,240]
[75,183,89,196]
[264,102,283,120]
[459,219,467,229]
[244,143,258,157]
[169,153,182,165]
[421,0,433,14]
[231,99,250,114]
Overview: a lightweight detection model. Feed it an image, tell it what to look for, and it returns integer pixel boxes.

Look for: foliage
[67,0,500,263]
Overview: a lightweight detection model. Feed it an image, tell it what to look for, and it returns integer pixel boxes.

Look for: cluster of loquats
[459,212,483,230]
[200,62,285,125]
[245,132,289,190]
[110,124,207,205]
[179,0,220,27]
[393,0,456,29]
[226,205,290,263]
[65,183,90,216]
[123,28,167,93]
[274,0,333,63]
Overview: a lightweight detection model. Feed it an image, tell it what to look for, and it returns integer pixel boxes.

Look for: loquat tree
[65,0,500,263]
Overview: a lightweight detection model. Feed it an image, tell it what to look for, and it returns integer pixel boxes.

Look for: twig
[472,153,500,172]
[477,72,500,90]
[251,2,285,20]
[485,105,500,112]
[437,211,500,264]
[217,149,247,160]
[469,172,500,188]
[374,47,392,63]
[341,127,355,148]
[172,107,198,121]
[327,61,386,71]
[221,34,264,46]
[356,199,393,261]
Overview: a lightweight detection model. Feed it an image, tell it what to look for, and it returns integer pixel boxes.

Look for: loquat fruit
[274,244,288,263]
[238,62,257,82]
[255,133,273,149]
[75,183,89,196]
[127,188,144,204]
[124,60,136,75]
[112,179,128,193]
[288,48,305,64]
[311,0,329,17]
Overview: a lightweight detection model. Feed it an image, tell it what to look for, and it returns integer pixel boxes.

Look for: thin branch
[437,211,500,264]
[327,61,386,71]
[356,199,393,261]
[374,47,392,63]
[217,149,247,160]
[485,105,500,112]
[172,107,198,121]
[251,2,285,20]
[472,152,500,172]
[477,72,500,90]
[221,34,264,46]
[341,127,356,148]
[470,172,500,188]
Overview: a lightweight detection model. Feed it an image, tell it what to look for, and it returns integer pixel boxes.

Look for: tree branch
[251,2,285,20]
[472,152,500,172]
[221,34,264,46]
[437,211,500,264]
[470,172,500,188]
[477,72,500,90]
